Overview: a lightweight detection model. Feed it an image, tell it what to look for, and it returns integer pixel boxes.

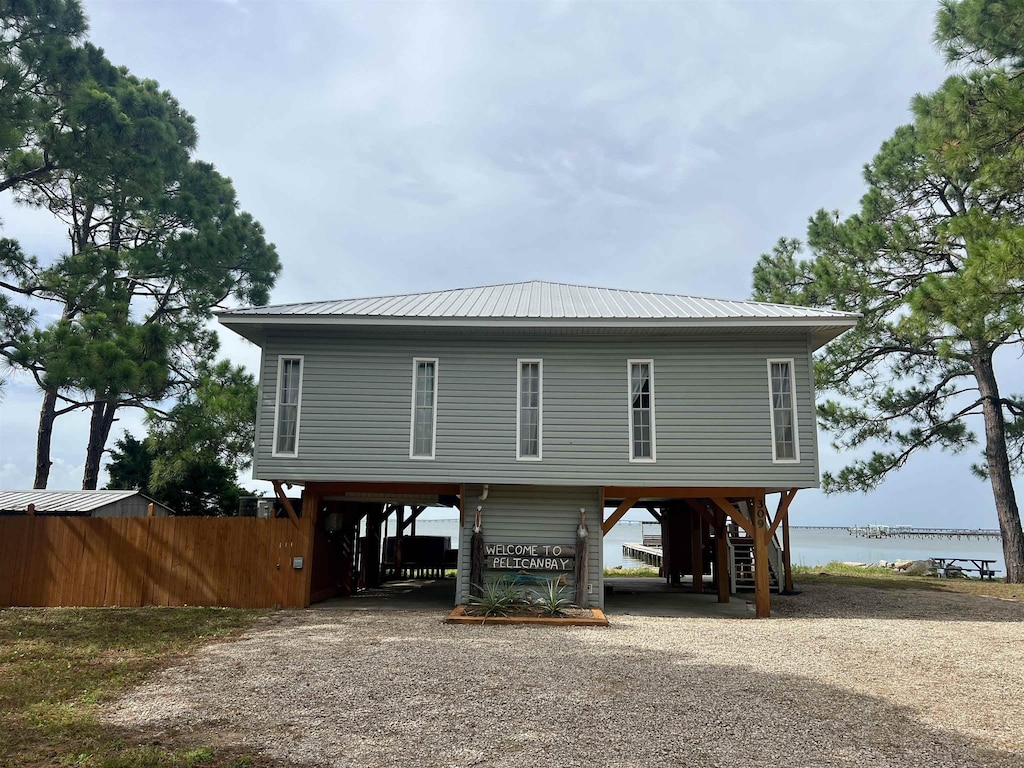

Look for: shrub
[466,578,524,617]
[530,578,572,617]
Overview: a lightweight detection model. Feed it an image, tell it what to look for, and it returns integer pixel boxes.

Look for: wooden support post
[753,494,771,618]
[381,506,390,579]
[394,506,405,579]
[271,480,299,525]
[401,505,426,532]
[709,496,754,538]
[765,488,798,594]
[146,502,154,518]
[661,506,672,583]
[26,503,35,517]
[301,491,319,522]
[364,507,383,588]
[782,503,795,593]
[602,497,640,535]
[678,498,715,529]
[768,488,797,540]
[340,504,358,597]
[690,506,703,594]
[300,488,320,608]
[715,509,730,603]
[355,517,365,590]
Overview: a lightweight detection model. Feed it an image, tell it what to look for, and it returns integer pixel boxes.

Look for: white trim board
[766,357,801,464]
[516,358,543,461]
[271,354,304,458]
[627,358,656,463]
[409,357,439,460]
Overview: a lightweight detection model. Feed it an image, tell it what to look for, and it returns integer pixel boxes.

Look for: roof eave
[810,324,856,351]
[217,314,859,330]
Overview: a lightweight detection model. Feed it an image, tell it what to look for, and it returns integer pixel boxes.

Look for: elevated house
[218,280,858,618]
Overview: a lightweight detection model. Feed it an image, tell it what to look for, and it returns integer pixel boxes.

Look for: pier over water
[847,525,1001,541]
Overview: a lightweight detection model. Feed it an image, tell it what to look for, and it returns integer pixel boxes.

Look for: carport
[285,482,462,607]
[600,486,799,618]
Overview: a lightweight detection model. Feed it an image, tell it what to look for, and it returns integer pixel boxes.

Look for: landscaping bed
[446,604,608,626]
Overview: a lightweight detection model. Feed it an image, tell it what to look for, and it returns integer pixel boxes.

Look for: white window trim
[271,355,304,458]
[516,358,543,461]
[409,357,439,460]
[767,357,801,464]
[627,359,657,463]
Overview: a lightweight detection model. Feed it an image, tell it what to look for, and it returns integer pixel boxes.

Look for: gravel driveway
[107,584,1024,767]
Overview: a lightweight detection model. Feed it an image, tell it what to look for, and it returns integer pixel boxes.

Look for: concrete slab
[312,578,456,611]
[312,576,754,619]
[604,578,755,618]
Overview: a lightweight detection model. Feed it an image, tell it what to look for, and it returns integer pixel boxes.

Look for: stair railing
[727,534,737,594]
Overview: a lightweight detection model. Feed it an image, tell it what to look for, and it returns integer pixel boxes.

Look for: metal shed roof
[220,280,856,321]
[0,489,160,514]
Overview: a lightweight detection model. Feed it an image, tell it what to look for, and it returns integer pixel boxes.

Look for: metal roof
[0,489,155,514]
[219,280,857,321]
[217,281,860,350]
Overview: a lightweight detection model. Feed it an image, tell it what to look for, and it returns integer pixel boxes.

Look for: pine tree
[752,1,1024,581]
[0,1,280,488]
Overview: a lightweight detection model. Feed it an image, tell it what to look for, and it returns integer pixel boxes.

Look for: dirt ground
[105,583,1024,768]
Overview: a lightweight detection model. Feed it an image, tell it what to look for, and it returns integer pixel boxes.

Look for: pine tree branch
[1002,399,1024,417]
[0,160,56,194]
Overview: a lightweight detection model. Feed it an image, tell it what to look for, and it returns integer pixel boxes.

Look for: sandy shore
[106,583,1024,767]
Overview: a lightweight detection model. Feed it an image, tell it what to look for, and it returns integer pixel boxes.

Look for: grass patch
[0,606,273,767]
[793,561,896,577]
[604,567,661,578]
[793,561,1024,600]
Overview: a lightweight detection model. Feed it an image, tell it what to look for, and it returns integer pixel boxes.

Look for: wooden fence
[0,515,313,608]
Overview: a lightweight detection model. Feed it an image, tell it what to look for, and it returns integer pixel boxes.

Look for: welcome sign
[485,543,576,571]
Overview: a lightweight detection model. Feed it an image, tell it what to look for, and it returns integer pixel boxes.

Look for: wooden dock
[848,525,1001,540]
[622,542,663,566]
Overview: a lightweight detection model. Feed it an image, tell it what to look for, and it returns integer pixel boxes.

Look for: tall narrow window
[273,356,303,456]
[410,358,438,459]
[628,360,656,461]
[768,359,800,462]
[517,359,542,460]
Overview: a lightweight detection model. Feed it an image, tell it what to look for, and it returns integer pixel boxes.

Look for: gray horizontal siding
[456,485,603,608]
[91,498,169,517]
[254,330,819,488]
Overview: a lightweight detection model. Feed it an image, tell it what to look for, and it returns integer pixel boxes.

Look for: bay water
[390,518,1007,574]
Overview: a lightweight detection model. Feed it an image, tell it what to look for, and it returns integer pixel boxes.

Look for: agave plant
[531,577,572,617]
[466,578,523,617]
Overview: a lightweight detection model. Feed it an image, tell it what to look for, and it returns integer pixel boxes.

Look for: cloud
[0,462,31,489]
[3,0,1019,526]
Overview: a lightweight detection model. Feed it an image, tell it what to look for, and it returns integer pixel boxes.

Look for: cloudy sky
[1,0,1019,527]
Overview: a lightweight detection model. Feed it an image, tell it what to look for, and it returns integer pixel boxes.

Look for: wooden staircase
[730,534,782,593]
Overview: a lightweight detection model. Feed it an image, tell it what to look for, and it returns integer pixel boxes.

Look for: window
[628,360,656,461]
[767,359,800,462]
[272,356,303,457]
[410,358,438,459]
[517,359,542,460]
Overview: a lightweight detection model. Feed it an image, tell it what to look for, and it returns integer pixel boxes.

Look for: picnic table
[930,557,1000,580]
